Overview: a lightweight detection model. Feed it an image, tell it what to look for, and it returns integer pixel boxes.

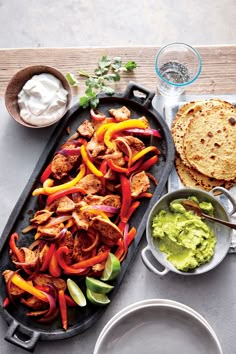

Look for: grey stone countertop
[0,96,236,354]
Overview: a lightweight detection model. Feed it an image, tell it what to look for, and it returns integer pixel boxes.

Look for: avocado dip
[152,197,216,272]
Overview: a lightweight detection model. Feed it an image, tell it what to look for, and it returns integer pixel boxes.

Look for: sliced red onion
[38,291,57,319]
[124,128,162,138]
[90,108,106,121]
[57,147,81,156]
[47,216,71,226]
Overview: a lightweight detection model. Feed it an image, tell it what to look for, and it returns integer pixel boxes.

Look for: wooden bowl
[4,65,72,128]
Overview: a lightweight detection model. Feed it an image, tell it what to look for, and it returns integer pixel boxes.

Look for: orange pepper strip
[11,273,48,302]
[40,164,86,195]
[58,289,68,331]
[96,123,117,142]
[80,145,103,177]
[104,120,148,149]
[49,250,61,278]
[131,146,160,164]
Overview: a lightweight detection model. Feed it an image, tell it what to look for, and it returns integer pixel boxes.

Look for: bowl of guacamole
[142,187,234,276]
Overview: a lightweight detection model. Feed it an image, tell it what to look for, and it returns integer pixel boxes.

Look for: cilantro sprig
[66,56,137,109]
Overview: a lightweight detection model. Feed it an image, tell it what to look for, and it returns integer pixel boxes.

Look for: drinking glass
[154,42,202,97]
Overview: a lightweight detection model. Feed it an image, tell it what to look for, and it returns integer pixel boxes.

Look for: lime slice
[67,278,87,307]
[100,253,121,281]
[86,288,110,306]
[85,276,114,294]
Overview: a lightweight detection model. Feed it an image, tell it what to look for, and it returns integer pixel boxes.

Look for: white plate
[94,299,222,354]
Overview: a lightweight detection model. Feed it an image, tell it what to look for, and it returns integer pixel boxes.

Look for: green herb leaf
[66,72,79,86]
[111,57,122,72]
[101,86,115,95]
[79,96,92,108]
[124,60,137,71]
[103,73,120,82]
[78,69,91,78]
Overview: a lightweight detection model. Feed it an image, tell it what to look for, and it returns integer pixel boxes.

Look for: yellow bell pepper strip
[41,164,86,195]
[80,145,103,177]
[104,119,148,149]
[11,273,48,302]
[58,289,68,331]
[131,146,160,164]
[46,186,86,205]
[119,174,132,223]
[80,207,110,220]
[96,122,117,142]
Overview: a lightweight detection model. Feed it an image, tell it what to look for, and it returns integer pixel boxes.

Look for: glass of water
[154,42,202,97]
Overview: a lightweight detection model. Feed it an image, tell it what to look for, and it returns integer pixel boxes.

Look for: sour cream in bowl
[5,65,72,128]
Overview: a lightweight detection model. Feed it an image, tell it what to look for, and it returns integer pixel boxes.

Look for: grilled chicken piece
[21,296,48,310]
[72,210,91,230]
[2,270,33,296]
[91,216,122,247]
[77,119,94,138]
[83,194,121,209]
[56,196,75,213]
[130,171,150,197]
[109,106,131,122]
[77,174,102,194]
[72,231,95,262]
[115,136,145,156]
[33,274,66,292]
[87,135,106,157]
[30,210,53,225]
[37,222,64,239]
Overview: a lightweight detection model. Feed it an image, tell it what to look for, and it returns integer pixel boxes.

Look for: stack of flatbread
[171,99,236,191]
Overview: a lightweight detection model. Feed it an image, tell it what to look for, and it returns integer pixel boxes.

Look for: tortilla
[183,106,236,180]
[171,99,235,167]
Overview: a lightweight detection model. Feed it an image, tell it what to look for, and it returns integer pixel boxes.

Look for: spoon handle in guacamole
[202,213,236,230]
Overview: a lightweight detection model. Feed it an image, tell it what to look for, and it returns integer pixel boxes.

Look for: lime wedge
[86,288,110,306]
[85,276,114,294]
[100,253,121,281]
[67,278,87,307]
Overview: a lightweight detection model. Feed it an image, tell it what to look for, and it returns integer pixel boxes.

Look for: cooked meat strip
[77,174,102,194]
[138,116,149,128]
[37,222,64,238]
[109,106,131,122]
[115,136,145,156]
[91,216,122,247]
[30,210,53,225]
[51,153,78,180]
[2,270,33,296]
[83,194,121,208]
[39,244,49,265]
[56,196,75,213]
[72,231,94,262]
[72,210,91,230]
[21,296,48,310]
[77,119,94,138]
[87,135,106,157]
[33,274,66,291]
[130,171,150,197]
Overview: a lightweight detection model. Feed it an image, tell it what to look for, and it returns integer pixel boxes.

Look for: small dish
[93,299,223,354]
[142,186,236,276]
[4,65,72,128]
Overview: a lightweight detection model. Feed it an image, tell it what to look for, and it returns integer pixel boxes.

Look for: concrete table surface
[0,46,236,353]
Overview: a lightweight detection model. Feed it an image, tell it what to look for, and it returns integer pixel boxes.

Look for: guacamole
[152,197,216,272]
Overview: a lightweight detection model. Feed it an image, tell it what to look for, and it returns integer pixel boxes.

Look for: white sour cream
[18,73,68,126]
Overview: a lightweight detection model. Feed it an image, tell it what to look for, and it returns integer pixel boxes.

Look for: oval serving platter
[0,82,175,351]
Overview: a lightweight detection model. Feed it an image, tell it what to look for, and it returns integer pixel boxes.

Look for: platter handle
[141,246,169,276]
[211,187,236,216]
[122,81,155,108]
[5,319,40,352]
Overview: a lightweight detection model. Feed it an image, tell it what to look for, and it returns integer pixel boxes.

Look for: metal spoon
[182,199,236,230]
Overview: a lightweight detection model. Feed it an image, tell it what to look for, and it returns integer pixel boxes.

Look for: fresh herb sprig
[66,56,137,109]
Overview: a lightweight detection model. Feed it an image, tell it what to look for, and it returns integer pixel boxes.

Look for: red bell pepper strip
[11,273,48,302]
[40,243,56,272]
[134,192,153,200]
[49,250,61,278]
[138,155,158,171]
[118,201,140,232]
[58,289,68,331]
[65,294,77,307]
[99,160,108,195]
[40,163,52,183]
[46,187,86,205]
[9,233,31,274]
[115,227,136,261]
[119,174,132,223]
[71,250,110,269]
[107,159,128,173]
[146,172,158,186]
[56,246,89,274]
[3,297,10,308]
